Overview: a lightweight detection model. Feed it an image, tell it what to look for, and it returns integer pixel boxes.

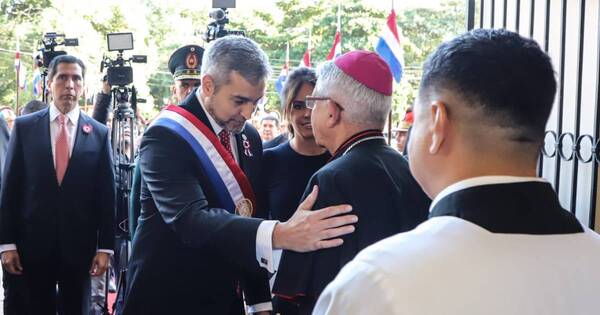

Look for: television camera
[36,32,79,103]
[203,0,245,42]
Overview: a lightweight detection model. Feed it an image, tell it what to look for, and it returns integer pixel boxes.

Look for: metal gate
[467,0,600,231]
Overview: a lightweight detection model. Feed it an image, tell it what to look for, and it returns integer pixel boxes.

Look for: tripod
[97,86,137,315]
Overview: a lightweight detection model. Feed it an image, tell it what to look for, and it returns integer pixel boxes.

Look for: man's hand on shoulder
[272,185,357,252]
[1,250,23,275]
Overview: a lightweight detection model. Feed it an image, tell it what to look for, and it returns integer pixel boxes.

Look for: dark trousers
[2,261,91,315]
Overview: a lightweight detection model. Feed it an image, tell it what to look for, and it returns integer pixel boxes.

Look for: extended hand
[272,185,357,252]
[1,250,23,275]
[89,252,110,276]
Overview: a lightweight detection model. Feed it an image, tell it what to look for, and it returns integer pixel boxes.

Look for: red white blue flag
[326,31,341,61]
[375,9,404,83]
[276,42,290,94]
[299,29,311,68]
[32,64,42,97]
[14,49,27,90]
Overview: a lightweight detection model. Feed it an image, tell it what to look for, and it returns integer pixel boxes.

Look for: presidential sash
[151,105,256,216]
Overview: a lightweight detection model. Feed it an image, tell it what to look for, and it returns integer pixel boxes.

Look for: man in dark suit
[123,36,357,315]
[272,51,430,314]
[0,55,115,315]
[313,29,600,315]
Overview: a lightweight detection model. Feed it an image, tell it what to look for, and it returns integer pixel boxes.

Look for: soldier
[168,44,204,105]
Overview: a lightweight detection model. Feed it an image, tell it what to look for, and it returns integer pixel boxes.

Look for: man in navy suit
[0,55,115,315]
[123,36,357,315]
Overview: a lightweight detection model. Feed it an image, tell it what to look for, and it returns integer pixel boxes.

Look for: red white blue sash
[151,105,256,215]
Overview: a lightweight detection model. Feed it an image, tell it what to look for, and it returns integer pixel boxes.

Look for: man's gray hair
[313,61,391,127]
[201,36,271,89]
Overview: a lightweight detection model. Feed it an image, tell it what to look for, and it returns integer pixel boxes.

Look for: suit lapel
[234,132,246,170]
[38,109,59,188]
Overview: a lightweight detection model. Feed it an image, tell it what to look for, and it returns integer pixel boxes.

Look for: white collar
[195,88,223,135]
[430,176,548,212]
[49,103,80,125]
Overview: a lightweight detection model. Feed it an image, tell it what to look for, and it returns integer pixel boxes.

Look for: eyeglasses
[305,96,328,110]
[305,96,345,111]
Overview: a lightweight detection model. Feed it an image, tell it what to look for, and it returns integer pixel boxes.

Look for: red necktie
[55,114,70,185]
[218,130,234,158]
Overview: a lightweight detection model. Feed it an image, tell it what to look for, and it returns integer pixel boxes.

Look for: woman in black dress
[263,67,330,222]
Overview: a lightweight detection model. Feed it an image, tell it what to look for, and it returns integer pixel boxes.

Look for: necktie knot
[58,114,67,126]
[219,130,230,139]
[218,130,234,158]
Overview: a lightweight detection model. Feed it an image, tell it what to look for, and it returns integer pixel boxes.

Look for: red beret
[333,50,393,96]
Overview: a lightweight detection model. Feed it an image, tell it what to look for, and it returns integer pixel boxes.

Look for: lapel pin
[82,124,92,134]
[242,134,253,157]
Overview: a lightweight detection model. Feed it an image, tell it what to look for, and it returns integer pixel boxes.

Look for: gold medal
[235,198,253,217]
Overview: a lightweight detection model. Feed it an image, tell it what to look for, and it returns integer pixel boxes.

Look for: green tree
[235,0,465,126]
[0,0,50,110]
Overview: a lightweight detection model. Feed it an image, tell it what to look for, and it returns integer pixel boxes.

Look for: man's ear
[46,78,53,94]
[201,74,214,97]
[325,99,342,128]
[429,101,449,154]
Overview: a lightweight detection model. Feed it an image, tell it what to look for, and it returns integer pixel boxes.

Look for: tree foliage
[0,0,466,125]
[0,0,49,110]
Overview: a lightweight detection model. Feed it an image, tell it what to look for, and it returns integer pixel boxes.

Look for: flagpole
[338,1,342,51]
[15,41,20,115]
[387,112,393,145]
[308,27,312,60]
[338,1,342,32]
[389,0,395,145]
[387,0,393,146]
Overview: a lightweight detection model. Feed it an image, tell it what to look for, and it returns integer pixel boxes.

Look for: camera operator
[92,77,112,125]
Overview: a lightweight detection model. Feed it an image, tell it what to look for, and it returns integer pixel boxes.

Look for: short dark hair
[420,29,556,142]
[281,67,317,135]
[47,55,86,81]
[21,100,48,115]
[261,114,279,127]
[201,36,271,90]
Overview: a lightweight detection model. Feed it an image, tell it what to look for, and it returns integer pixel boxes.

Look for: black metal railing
[467,0,599,229]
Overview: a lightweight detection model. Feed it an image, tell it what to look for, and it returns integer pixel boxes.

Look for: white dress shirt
[196,91,278,313]
[0,104,113,256]
[314,176,600,315]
